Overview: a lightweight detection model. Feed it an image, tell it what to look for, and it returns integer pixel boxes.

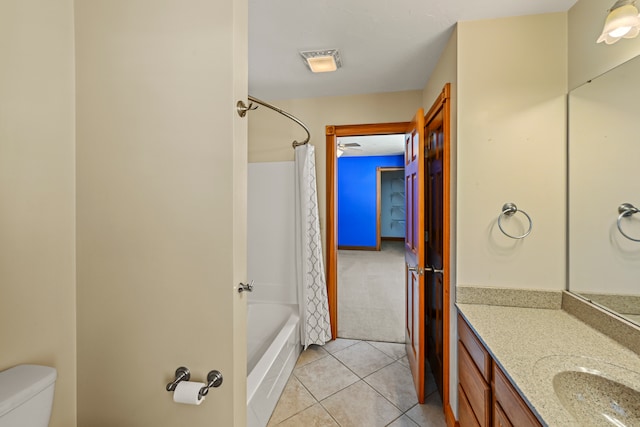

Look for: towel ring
[617,203,640,242]
[498,203,532,239]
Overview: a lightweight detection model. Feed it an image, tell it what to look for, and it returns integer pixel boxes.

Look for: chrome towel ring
[617,203,640,242]
[498,203,532,239]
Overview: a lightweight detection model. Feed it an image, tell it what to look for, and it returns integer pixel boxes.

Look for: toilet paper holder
[166,366,191,392]
[166,367,223,400]
[198,370,223,400]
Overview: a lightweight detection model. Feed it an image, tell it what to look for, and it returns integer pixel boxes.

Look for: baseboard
[337,245,378,251]
[381,236,404,241]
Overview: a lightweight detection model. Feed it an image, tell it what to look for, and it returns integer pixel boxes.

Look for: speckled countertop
[456,304,640,426]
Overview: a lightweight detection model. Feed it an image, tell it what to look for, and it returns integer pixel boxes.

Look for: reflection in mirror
[568,53,640,326]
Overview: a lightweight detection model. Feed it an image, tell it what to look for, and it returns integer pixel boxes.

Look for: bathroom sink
[553,370,640,426]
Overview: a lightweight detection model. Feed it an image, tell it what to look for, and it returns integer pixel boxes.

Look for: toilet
[0,365,57,427]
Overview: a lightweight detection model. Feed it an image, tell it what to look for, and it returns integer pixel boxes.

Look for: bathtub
[247,303,301,427]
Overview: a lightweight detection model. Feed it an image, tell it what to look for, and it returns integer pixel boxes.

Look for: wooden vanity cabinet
[493,401,513,427]
[458,383,481,427]
[458,314,491,426]
[457,314,541,427]
[492,362,541,427]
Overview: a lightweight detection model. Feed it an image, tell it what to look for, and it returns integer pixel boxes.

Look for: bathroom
[1,0,639,426]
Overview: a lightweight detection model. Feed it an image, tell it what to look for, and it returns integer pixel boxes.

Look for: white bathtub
[247,303,301,427]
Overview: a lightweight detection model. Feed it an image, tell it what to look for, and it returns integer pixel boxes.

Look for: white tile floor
[267,339,446,427]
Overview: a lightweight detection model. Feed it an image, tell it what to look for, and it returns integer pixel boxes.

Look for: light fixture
[597,0,640,44]
[300,49,342,73]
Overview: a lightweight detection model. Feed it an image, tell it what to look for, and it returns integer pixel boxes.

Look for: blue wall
[337,155,404,247]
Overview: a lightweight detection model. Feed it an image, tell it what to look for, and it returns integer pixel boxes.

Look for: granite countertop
[456,303,640,426]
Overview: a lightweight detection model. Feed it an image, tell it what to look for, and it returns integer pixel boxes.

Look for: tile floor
[267,338,446,427]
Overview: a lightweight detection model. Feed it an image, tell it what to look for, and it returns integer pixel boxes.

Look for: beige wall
[569,0,640,90]
[456,13,567,291]
[75,1,247,426]
[248,90,423,248]
[0,2,77,426]
[232,0,250,420]
[422,27,458,287]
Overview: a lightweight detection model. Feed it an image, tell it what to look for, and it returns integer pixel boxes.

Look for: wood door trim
[325,86,452,422]
[377,167,404,250]
[326,122,409,339]
[425,84,450,126]
[433,83,453,427]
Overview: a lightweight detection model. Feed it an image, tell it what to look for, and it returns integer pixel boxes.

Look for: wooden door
[425,107,445,401]
[404,108,426,402]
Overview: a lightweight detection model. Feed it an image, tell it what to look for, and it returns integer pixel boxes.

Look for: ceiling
[337,134,405,157]
[248,0,578,101]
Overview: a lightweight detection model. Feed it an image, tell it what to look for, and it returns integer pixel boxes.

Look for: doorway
[335,142,405,342]
[378,167,405,249]
[325,83,452,421]
[326,122,409,340]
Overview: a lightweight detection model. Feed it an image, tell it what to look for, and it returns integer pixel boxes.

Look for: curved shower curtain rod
[247,95,311,148]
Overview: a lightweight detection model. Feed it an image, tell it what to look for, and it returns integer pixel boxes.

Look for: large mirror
[568,54,640,325]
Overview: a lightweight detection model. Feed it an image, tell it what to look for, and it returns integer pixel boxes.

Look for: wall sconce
[597,0,640,44]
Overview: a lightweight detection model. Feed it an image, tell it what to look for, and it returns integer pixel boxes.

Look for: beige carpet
[337,241,405,343]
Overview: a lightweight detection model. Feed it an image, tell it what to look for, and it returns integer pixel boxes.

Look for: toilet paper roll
[173,381,206,405]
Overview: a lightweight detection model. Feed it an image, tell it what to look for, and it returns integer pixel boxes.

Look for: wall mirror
[568,53,640,326]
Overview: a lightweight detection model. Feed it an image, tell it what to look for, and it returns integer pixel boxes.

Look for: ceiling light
[300,49,342,73]
[597,0,640,44]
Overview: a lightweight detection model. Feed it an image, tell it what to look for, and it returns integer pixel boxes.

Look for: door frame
[377,167,404,250]
[325,83,452,425]
[424,83,452,426]
[326,122,408,339]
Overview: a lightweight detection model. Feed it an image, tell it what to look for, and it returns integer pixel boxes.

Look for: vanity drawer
[458,341,491,426]
[492,362,541,427]
[458,314,491,381]
[458,384,481,427]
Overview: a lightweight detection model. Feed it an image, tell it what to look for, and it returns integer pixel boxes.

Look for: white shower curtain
[294,144,332,349]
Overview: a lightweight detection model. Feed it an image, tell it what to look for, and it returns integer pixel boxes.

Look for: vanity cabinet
[492,362,541,427]
[458,316,491,426]
[458,314,541,427]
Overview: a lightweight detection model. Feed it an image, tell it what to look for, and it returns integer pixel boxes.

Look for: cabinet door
[458,384,481,427]
[493,402,513,427]
[458,341,491,426]
[492,362,541,427]
[458,314,491,381]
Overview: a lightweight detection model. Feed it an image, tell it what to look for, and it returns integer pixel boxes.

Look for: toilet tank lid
[0,365,57,417]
